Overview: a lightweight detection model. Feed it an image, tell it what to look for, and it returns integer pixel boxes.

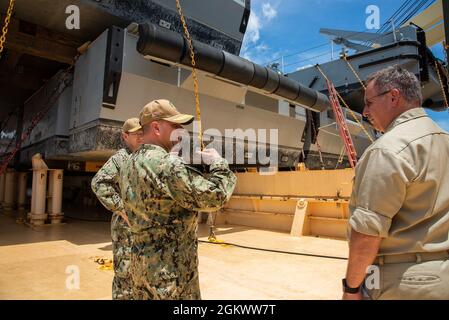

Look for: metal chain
[315,64,374,143]
[342,54,366,91]
[175,0,204,150]
[434,60,449,112]
[0,0,15,56]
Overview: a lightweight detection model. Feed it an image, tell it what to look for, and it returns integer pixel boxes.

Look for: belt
[374,251,449,265]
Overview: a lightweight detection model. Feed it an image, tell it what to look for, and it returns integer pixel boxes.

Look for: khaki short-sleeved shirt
[349,108,449,255]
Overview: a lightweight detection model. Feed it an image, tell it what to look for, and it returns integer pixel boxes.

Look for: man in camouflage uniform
[91,118,143,300]
[119,99,237,300]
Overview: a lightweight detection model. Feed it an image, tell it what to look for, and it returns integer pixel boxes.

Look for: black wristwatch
[342,279,361,294]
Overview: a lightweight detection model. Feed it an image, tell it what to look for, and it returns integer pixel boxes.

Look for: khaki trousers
[365,259,449,300]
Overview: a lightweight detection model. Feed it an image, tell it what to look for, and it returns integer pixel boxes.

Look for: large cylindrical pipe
[137,23,329,112]
[48,170,64,224]
[17,172,28,211]
[30,154,48,224]
[52,171,63,214]
[34,170,47,215]
[30,169,48,225]
[3,170,16,211]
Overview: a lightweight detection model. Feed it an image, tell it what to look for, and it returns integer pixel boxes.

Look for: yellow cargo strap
[175,0,204,149]
[0,0,15,56]
[342,54,366,91]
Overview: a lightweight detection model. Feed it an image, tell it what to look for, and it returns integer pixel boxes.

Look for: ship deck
[0,210,348,300]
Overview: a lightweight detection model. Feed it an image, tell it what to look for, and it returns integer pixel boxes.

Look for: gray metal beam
[82,0,245,55]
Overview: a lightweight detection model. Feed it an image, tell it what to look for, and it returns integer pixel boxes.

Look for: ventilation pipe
[29,154,48,225]
[47,170,64,224]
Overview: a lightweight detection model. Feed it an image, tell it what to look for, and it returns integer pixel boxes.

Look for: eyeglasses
[364,90,391,107]
[127,131,143,137]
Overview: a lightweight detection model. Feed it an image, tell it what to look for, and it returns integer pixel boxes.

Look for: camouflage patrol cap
[139,99,194,126]
[122,118,142,133]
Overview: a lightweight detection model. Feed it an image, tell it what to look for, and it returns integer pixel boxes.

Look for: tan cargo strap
[374,251,449,265]
[342,54,366,91]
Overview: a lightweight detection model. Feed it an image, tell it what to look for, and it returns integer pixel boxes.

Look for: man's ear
[151,121,161,136]
[390,88,401,105]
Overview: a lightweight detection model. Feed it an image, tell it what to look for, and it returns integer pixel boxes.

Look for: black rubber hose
[198,239,347,261]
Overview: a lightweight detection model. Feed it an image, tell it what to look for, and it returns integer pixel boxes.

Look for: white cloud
[255,43,268,52]
[262,3,277,21]
[241,2,280,64]
[245,10,261,44]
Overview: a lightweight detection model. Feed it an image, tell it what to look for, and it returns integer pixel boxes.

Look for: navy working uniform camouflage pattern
[91,148,134,300]
[119,144,237,300]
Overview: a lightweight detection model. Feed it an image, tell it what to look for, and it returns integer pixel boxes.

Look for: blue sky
[240,0,449,131]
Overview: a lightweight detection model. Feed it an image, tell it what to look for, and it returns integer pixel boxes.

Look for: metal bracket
[239,0,251,34]
[415,25,429,82]
[102,26,124,109]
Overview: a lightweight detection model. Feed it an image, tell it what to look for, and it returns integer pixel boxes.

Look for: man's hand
[198,148,222,165]
[342,292,363,300]
[343,229,381,301]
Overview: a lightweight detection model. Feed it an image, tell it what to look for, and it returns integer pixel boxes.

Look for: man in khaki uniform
[342,65,449,300]
[91,118,143,300]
